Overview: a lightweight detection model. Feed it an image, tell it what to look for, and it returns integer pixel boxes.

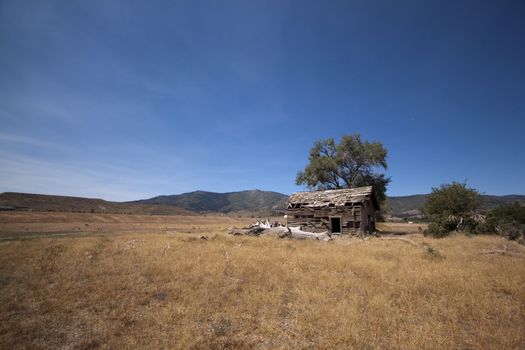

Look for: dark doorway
[330,217,341,234]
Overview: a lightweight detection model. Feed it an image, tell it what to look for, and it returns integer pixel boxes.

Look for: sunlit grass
[0,214,524,349]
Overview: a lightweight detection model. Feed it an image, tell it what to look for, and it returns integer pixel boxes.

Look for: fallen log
[246,226,267,235]
[263,227,291,238]
[228,222,331,241]
[287,227,331,241]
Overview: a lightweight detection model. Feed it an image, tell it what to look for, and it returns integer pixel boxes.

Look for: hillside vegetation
[0,213,523,349]
[387,194,525,218]
[133,190,288,214]
[3,191,525,219]
[0,192,192,216]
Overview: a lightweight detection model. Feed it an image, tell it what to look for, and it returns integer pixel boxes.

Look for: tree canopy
[422,182,483,237]
[296,134,390,203]
[422,182,482,218]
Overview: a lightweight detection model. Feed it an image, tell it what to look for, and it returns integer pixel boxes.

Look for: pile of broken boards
[229,219,331,241]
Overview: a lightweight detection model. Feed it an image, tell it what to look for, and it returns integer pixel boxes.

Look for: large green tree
[296,134,390,202]
[422,182,482,218]
[422,181,483,237]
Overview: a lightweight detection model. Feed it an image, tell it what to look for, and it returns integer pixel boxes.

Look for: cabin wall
[286,204,364,235]
[360,199,377,233]
[286,198,377,234]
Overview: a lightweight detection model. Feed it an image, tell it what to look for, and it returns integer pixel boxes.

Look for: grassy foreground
[0,215,524,349]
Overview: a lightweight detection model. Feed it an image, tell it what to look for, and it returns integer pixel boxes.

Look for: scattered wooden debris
[287,227,331,241]
[228,219,331,241]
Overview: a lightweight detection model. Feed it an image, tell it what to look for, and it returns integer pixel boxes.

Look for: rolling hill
[132,190,288,214]
[0,192,193,216]
[2,190,524,218]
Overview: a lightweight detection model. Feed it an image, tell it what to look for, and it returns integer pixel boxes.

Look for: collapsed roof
[288,186,378,209]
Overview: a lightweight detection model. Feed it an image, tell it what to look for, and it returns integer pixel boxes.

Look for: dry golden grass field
[0,212,524,349]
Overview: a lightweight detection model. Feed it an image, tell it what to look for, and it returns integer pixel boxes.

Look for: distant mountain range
[1,190,524,217]
[0,192,194,216]
[130,190,288,214]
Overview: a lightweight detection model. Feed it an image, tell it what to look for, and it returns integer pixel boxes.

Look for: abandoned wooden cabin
[286,186,379,235]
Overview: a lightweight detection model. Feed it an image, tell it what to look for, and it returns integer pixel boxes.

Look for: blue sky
[1,0,524,200]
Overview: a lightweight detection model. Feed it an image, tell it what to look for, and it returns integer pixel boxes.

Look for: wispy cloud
[0,132,54,148]
[0,151,200,201]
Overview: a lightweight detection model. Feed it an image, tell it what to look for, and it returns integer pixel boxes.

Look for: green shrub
[475,220,497,235]
[459,216,479,233]
[487,202,525,225]
[424,245,445,260]
[422,182,482,218]
[423,182,482,237]
[498,222,525,241]
[424,215,458,238]
[477,202,525,243]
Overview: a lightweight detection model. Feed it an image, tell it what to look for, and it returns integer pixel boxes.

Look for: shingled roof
[288,186,378,209]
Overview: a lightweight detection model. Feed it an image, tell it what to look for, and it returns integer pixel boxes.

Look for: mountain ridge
[2,190,524,217]
[131,189,288,214]
[134,190,525,216]
[0,192,194,216]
